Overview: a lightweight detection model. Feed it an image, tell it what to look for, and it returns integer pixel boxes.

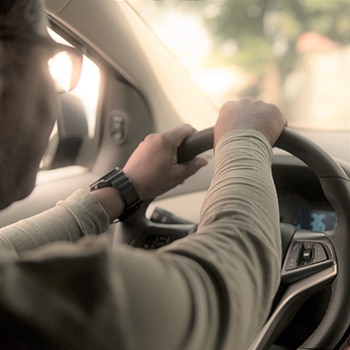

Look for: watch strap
[90,167,143,221]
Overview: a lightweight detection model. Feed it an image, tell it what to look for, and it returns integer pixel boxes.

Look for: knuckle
[144,133,157,142]
[219,101,231,111]
[144,133,166,146]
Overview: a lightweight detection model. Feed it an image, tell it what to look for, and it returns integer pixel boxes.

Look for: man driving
[0,0,287,349]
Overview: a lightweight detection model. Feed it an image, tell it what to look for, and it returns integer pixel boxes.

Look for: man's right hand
[214,99,288,148]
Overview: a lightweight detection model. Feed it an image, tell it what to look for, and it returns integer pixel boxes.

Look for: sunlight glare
[48,51,73,92]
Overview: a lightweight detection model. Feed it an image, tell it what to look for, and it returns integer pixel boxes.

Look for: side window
[40,29,100,170]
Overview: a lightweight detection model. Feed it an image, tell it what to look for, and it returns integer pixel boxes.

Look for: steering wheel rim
[114,127,350,349]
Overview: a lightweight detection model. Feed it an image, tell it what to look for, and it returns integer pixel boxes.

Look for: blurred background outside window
[130,0,350,130]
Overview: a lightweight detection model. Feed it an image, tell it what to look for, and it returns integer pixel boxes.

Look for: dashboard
[291,207,337,231]
[273,162,338,232]
[150,153,343,234]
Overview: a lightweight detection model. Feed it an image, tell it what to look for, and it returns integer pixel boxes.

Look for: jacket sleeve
[0,189,110,254]
[159,129,282,348]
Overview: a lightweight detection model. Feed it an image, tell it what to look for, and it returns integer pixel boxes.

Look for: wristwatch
[90,167,143,221]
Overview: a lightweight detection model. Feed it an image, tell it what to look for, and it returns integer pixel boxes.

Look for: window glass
[40,30,100,170]
[130,0,350,130]
[48,29,100,137]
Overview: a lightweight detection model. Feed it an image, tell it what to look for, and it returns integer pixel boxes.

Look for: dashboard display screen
[293,209,337,231]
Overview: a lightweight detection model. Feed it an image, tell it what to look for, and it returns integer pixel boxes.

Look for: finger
[176,156,208,178]
[165,124,197,148]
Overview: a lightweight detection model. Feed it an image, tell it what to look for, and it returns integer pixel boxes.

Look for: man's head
[0,0,59,210]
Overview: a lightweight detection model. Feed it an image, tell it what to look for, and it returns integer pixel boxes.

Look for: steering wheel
[113,127,350,349]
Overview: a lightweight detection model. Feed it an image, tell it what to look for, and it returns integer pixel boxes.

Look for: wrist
[90,187,125,223]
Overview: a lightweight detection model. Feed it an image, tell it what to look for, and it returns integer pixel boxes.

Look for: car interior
[0,0,350,349]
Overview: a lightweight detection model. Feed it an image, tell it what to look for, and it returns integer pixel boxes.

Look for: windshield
[129,0,350,131]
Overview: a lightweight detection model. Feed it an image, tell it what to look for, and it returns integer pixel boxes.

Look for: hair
[0,0,47,35]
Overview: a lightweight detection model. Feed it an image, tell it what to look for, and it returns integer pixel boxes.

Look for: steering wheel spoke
[249,265,337,350]
[248,228,337,349]
[281,230,336,283]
